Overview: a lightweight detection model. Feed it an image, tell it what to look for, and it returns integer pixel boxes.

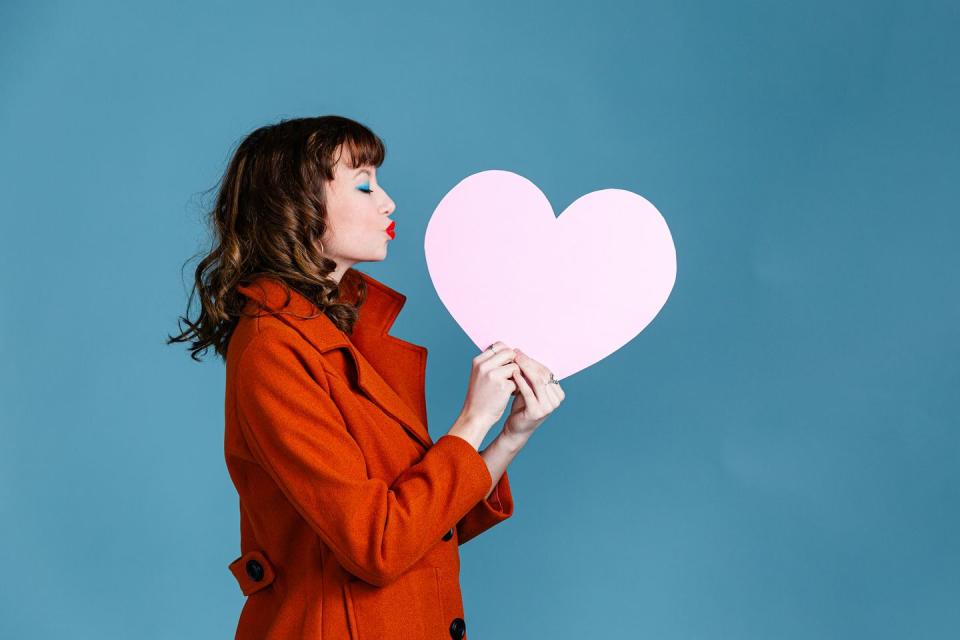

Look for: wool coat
[223,267,514,640]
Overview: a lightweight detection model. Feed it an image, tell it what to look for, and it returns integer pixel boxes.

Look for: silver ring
[548,373,560,385]
[486,344,497,353]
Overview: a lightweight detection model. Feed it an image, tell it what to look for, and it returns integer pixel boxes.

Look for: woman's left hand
[503,349,565,440]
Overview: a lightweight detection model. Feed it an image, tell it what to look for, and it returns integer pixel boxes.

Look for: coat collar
[235,268,432,449]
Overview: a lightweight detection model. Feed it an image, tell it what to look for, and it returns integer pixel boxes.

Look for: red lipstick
[386,220,396,240]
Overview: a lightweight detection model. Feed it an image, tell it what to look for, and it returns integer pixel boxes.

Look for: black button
[245,559,264,582]
[449,617,466,639]
[442,527,454,541]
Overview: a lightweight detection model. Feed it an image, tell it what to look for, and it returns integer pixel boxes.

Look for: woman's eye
[357,183,373,194]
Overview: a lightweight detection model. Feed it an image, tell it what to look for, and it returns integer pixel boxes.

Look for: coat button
[245,559,264,582]
[449,617,466,639]
[442,527,454,541]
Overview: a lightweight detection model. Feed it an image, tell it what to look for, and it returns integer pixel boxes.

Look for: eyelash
[357,184,374,194]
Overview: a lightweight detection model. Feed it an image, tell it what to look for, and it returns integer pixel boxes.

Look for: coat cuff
[433,434,494,510]
[455,467,515,545]
[480,468,514,517]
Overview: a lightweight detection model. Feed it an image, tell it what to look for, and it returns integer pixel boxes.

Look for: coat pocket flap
[228,550,276,596]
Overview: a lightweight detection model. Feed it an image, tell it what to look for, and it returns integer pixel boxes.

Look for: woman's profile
[168,115,564,639]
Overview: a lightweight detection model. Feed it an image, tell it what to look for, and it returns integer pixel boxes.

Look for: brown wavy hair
[167,115,386,362]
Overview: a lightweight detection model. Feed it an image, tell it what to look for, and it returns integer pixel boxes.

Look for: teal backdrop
[1,1,957,638]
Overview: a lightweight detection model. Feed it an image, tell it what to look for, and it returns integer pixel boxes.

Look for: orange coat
[224,268,514,640]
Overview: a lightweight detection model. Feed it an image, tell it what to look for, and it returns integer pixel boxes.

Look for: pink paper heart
[424,170,676,381]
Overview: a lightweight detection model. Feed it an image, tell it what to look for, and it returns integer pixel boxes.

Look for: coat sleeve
[456,468,515,545]
[234,326,494,587]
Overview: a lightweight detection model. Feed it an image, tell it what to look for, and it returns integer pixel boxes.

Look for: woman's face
[320,147,397,283]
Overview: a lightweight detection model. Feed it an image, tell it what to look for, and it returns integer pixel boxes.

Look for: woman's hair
[167,115,385,362]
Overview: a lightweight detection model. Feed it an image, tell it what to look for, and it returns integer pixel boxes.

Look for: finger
[516,362,547,404]
[476,341,516,366]
[515,349,549,381]
[506,363,525,396]
[511,365,538,408]
[541,380,563,408]
[495,364,523,398]
[491,362,521,381]
[517,352,561,406]
[477,340,511,359]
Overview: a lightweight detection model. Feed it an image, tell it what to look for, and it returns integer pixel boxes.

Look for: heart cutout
[424,170,676,381]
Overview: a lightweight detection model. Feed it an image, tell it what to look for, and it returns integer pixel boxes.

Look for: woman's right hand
[457,341,521,434]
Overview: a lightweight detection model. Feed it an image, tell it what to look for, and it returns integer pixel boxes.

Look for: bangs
[335,127,385,170]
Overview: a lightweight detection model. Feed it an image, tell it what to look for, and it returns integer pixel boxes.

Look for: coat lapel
[236,269,433,450]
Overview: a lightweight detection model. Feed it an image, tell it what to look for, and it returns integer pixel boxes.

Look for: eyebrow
[353,168,371,176]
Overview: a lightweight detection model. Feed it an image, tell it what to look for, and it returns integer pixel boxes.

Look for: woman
[169,115,564,639]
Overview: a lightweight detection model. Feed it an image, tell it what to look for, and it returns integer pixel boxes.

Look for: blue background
[2,1,957,637]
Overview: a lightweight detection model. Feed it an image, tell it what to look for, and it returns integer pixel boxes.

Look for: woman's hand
[503,349,565,440]
[457,341,521,433]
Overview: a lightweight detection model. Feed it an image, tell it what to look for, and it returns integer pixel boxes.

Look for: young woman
[168,115,564,639]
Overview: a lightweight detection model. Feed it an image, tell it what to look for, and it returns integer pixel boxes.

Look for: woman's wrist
[447,413,490,450]
[497,423,530,454]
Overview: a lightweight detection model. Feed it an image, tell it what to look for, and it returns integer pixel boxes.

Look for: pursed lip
[385,220,396,238]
